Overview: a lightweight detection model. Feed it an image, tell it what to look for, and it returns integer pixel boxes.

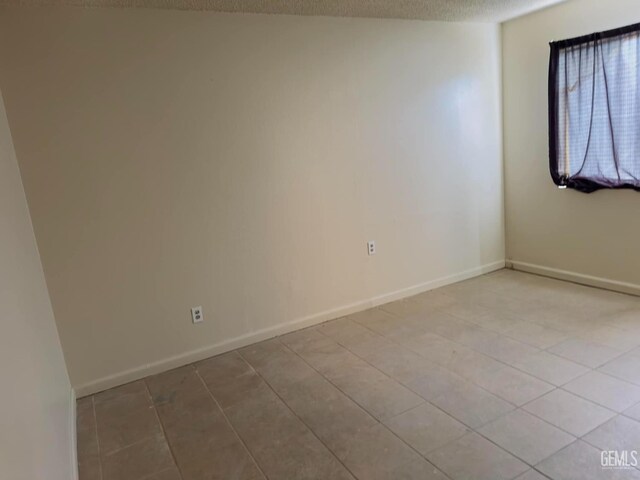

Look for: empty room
[3,0,640,479]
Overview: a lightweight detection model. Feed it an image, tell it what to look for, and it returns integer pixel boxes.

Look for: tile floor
[77,269,640,480]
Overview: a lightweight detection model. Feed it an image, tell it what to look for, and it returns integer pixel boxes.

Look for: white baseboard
[508,260,640,297]
[69,387,78,480]
[74,260,505,397]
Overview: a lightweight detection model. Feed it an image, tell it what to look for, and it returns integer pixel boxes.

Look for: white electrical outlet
[191,306,203,324]
[367,240,376,255]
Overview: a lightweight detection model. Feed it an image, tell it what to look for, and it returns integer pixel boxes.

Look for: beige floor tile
[523,389,615,436]
[379,298,428,318]
[624,400,640,422]
[478,409,575,465]
[465,311,523,333]
[196,351,255,386]
[426,432,528,480]
[563,371,640,412]
[155,384,259,480]
[153,385,232,434]
[347,308,409,338]
[406,362,471,400]
[96,403,162,455]
[94,380,162,455]
[101,434,175,480]
[321,356,424,420]
[419,314,485,344]
[447,325,501,351]
[225,386,353,479]
[383,402,469,455]
[513,351,590,386]
[470,334,540,364]
[412,290,458,310]
[397,331,465,364]
[514,469,550,480]
[317,318,393,357]
[361,343,435,384]
[537,440,640,480]
[236,338,286,365]
[280,329,358,373]
[545,317,602,335]
[405,309,465,329]
[515,306,578,333]
[364,318,425,342]
[379,319,429,344]
[76,397,99,464]
[145,365,202,405]
[606,309,640,335]
[276,374,377,456]
[346,307,395,327]
[279,327,326,352]
[225,388,307,445]
[93,380,150,406]
[80,271,640,480]
[578,325,640,351]
[179,440,264,480]
[316,317,366,338]
[148,381,213,435]
[243,345,316,390]
[599,353,640,385]
[144,467,182,480]
[197,352,271,410]
[548,339,624,368]
[78,455,101,480]
[473,290,529,314]
[239,340,316,388]
[252,435,354,480]
[437,300,493,322]
[418,373,514,428]
[339,423,447,480]
[504,322,569,349]
[471,365,554,406]
[425,344,504,384]
[583,415,640,452]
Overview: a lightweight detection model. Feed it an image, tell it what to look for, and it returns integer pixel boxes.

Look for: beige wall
[0,7,504,393]
[0,90,74,478]
[503,0,640,290]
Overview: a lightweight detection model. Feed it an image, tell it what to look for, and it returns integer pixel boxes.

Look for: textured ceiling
[0,0,567,22]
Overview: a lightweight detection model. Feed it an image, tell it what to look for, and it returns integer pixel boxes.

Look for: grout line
[542,345,631,371]
[234,348,364,480]
[557,385,631,414]
[470,407,574,469]
[91,383,175,458]
[529,467,554,480]
[139,467,181,480]
[351,285,640,416]
[305,325,551,468]
[578,413,623,450]
[338,313,530,411]
[142,380,185,480]
[370,312,623,452]
[86,269,640,480]
[309,295,624,469]
[345,272,640,467]
[507,265,640,300]
[271,337,455,479]
[98,434,170,458]
[194,367,271,480]
[91,396,103,480]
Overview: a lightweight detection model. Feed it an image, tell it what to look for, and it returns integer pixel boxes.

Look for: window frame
[548,22,640,193]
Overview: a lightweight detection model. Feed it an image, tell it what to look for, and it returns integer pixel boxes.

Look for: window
[549,23,640,193]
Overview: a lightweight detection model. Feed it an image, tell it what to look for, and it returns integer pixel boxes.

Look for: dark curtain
[549,22,640,193]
